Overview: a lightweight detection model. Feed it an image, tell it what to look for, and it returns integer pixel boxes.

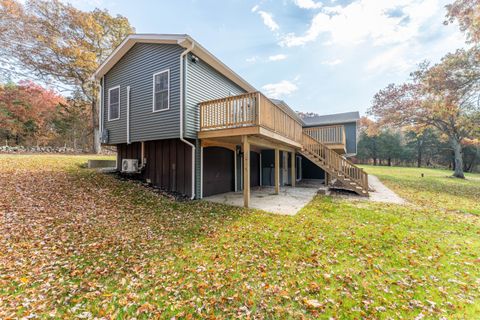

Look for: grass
[360,165,480,216]
[0,155,479,319]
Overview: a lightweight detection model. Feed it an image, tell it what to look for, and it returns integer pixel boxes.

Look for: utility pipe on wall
[179,40,196,200]
[127,86,131,144]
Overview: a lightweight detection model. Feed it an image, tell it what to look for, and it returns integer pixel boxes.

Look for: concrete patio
[204,180,326,215]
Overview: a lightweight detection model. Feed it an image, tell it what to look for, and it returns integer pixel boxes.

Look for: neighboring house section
[94,34,368,206]
[302,111,360,156]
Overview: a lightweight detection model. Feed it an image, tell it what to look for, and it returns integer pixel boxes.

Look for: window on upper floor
[108,86,120,121]
[153,69,169,112]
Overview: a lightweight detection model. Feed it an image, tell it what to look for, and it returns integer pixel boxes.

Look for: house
[93,34,368,208]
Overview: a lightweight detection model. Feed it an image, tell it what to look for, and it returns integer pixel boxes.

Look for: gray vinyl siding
[103,43,184,144]
[344,122,357,155]
[185,53,246,139]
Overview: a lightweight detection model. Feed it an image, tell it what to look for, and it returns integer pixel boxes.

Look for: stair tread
[300,149,368,197]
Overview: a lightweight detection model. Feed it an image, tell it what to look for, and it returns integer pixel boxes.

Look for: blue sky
[71,0,466,116]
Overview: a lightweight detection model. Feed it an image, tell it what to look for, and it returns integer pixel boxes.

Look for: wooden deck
[199,92,303,149]
[198,92,368,207]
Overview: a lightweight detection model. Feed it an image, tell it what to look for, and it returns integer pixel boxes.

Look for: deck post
[274,148,280,194]
[242,136,250,207]
[290,151,295,187]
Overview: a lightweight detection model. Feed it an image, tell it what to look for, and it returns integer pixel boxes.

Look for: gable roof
[93,34,256,92]
[94,34,359,128]
[302,111,360,126]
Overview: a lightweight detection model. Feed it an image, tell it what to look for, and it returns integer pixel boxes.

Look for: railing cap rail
[198,91,258,106]
[304,124,345,129]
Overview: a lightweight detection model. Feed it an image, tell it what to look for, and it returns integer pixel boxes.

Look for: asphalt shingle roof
[302,111,360,126]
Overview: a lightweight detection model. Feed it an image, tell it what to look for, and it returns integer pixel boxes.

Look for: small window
[153,70,169,112]
[108,86,120,121]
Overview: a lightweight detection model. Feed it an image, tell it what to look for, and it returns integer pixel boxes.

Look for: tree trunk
[451,138,465,178]
[373,158,377,166]
[388,158,391,166]
[417,149,422,168]
[91,98,101,154]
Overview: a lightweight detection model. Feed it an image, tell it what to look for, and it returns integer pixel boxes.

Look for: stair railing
[301,133,368,193]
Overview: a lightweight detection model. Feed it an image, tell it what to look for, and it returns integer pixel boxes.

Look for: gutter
[179,40,196,200]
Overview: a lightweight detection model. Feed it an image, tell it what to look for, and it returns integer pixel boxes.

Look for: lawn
[361,165,480,216]
[1,155,479,319]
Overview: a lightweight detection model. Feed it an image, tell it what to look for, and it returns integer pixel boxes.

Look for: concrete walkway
[204,181,326,215]
[203,176,406,215]
[366,175,407,204]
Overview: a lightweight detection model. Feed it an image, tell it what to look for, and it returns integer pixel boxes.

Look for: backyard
[0,155,479,319]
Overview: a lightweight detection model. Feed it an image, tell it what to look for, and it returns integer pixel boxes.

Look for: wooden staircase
[300,132,369,196]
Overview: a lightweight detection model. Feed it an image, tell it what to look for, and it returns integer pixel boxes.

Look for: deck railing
[303,125,346,146]
[199,92,303,144]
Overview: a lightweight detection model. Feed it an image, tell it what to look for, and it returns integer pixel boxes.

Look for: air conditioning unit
[121,159,139,173]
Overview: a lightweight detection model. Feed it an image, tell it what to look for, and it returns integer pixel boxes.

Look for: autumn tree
[369,57,479,178]
[0,0,134,152]
[446,0,480,44]
[0,81,65,145]
[51,93,93,150]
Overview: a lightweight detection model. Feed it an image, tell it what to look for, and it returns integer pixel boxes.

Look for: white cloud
[281,0,441,47]
[262,80,298,98]
[268,54,288,61]
[321,58,343,66]
[293,0,322,9]
[365,31,466,76]
[246,56,258,63]
[251,5,259,12]
[366,45,412,74]
[257,10,280,32]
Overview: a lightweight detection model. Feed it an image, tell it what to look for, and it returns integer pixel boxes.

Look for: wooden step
[300,149,368,197]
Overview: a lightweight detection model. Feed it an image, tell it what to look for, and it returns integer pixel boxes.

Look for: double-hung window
[108,86,120,121]
[153,70,169,112]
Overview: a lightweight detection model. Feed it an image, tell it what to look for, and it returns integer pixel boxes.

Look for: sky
[68,0,466,116]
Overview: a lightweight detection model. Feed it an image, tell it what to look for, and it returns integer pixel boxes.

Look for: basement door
[203,147,234,197]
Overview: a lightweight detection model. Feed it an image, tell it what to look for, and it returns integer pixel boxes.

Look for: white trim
[296,155,302,181]
[93,34,256,93]
[240,154,243,191]
[259,153,262,186]
[126,86,131,144]
[99,76,104,133]
[200,146,204,198]
[179,42,196,200]
[107,85,120,121]
[234,150,238,192]
[152,69,170,112]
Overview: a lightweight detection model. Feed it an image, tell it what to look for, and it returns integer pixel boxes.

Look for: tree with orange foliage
[0,81,65,145]
[0,0,134,152]
[446,0,480,45]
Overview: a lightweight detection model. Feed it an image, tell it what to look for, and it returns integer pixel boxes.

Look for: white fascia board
[93,34,256,93]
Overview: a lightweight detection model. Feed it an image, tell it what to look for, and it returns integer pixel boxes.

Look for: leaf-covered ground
[1,155,479,319]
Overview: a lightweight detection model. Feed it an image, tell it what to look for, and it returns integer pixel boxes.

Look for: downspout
[180,40,196,199]
[100,76,104,134]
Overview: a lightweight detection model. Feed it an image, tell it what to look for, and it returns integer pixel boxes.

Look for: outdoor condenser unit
[121,159,139,173]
